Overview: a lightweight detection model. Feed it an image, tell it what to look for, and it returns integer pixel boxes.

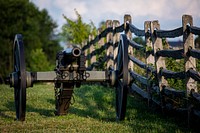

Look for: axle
[7,71,109,88]
[7,70,132,88]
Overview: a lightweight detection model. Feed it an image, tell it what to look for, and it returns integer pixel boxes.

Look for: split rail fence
[82,14,200,122]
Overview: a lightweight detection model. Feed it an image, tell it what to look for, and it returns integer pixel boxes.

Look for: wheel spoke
[14,51,20,71]
[14,65,19,72]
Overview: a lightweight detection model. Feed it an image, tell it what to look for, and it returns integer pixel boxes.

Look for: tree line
[0,0,63,83]
[0,1,97,83]
[0,0,199,85]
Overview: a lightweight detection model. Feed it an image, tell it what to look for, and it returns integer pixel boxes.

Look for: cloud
[54,0,87,19]
[32,0,200,30]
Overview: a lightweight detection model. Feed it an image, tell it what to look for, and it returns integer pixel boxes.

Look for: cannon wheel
[13,34,26,121]
[115,34,128,121]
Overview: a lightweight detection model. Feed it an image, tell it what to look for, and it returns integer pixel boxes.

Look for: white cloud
[32,0,200,30]
[54,0,87,19]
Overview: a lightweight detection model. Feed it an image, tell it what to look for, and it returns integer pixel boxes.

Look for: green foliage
[161,38,186,90]
[0,0,61,79]
[60,10,97,46]
[132,37,146,76]
[98,21,106,29]
[133,37,145,45]
[42,40,62,65]
[195,35,200,48]
[131,36,188,90]
[28,49,53,71]
[162,38,169,49]
[132,37,146,60]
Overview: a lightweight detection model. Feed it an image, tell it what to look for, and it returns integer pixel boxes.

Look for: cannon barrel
[63,47,81,58]
[56,46,82,70]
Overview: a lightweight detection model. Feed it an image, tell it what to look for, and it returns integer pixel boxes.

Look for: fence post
[98,28,104,47]
[106,20,113,69]
[124,14,133,70]
[145,21,154,105]
[82,41,88,68]
[182,15,197,95]
[113,20,120,69]
[89,35,96,70]
[152,21,168,91]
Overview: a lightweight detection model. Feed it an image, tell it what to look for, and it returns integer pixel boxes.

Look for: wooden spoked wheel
[13,34,27,121]
[115,34,129,121]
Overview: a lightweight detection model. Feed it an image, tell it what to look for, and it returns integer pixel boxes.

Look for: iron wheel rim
[115,34,128,121]
[13,34,26,121]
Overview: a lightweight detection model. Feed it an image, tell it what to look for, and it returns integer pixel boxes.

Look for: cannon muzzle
[63,47,81,58]
[56,46,82,70]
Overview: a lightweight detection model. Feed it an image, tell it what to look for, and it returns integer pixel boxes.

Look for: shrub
[28,48,54,71]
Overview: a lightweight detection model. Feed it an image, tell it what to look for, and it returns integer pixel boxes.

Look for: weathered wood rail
[82,14,200,124]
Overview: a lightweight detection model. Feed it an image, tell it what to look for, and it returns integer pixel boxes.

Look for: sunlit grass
[0,84,195,132]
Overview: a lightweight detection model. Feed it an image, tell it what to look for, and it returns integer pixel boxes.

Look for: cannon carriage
[5,34,131,121]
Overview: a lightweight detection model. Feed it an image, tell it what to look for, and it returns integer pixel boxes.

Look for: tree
[195,35,200,49]
[132,37,146,59]
[28,49,53,71]
[0,0,61,81]
[60,10,97,46]
[133,37,145,45]
[37,9,62,65]
[98,21,106,30]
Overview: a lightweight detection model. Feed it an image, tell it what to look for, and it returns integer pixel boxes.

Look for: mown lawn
[0,84,195,132]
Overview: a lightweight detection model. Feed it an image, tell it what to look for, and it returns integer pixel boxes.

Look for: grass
[0,84,196,132]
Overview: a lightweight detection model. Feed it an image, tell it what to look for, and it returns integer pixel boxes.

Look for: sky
[31,0,200,33]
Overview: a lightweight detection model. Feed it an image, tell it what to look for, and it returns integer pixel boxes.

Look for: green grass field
[0,84,195,132]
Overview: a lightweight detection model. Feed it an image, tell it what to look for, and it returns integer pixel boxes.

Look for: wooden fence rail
[82,14,200,123]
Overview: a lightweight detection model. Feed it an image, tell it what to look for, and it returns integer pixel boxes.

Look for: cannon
[6,34,131,121]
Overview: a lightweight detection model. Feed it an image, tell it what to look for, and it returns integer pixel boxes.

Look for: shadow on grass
[0,100,16,120]
[68,84,117,122]
[26,105,55,117]
[125,94,196,132]
[0,110,15,120]
[68,84,196,132]
[3,101,55,118]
